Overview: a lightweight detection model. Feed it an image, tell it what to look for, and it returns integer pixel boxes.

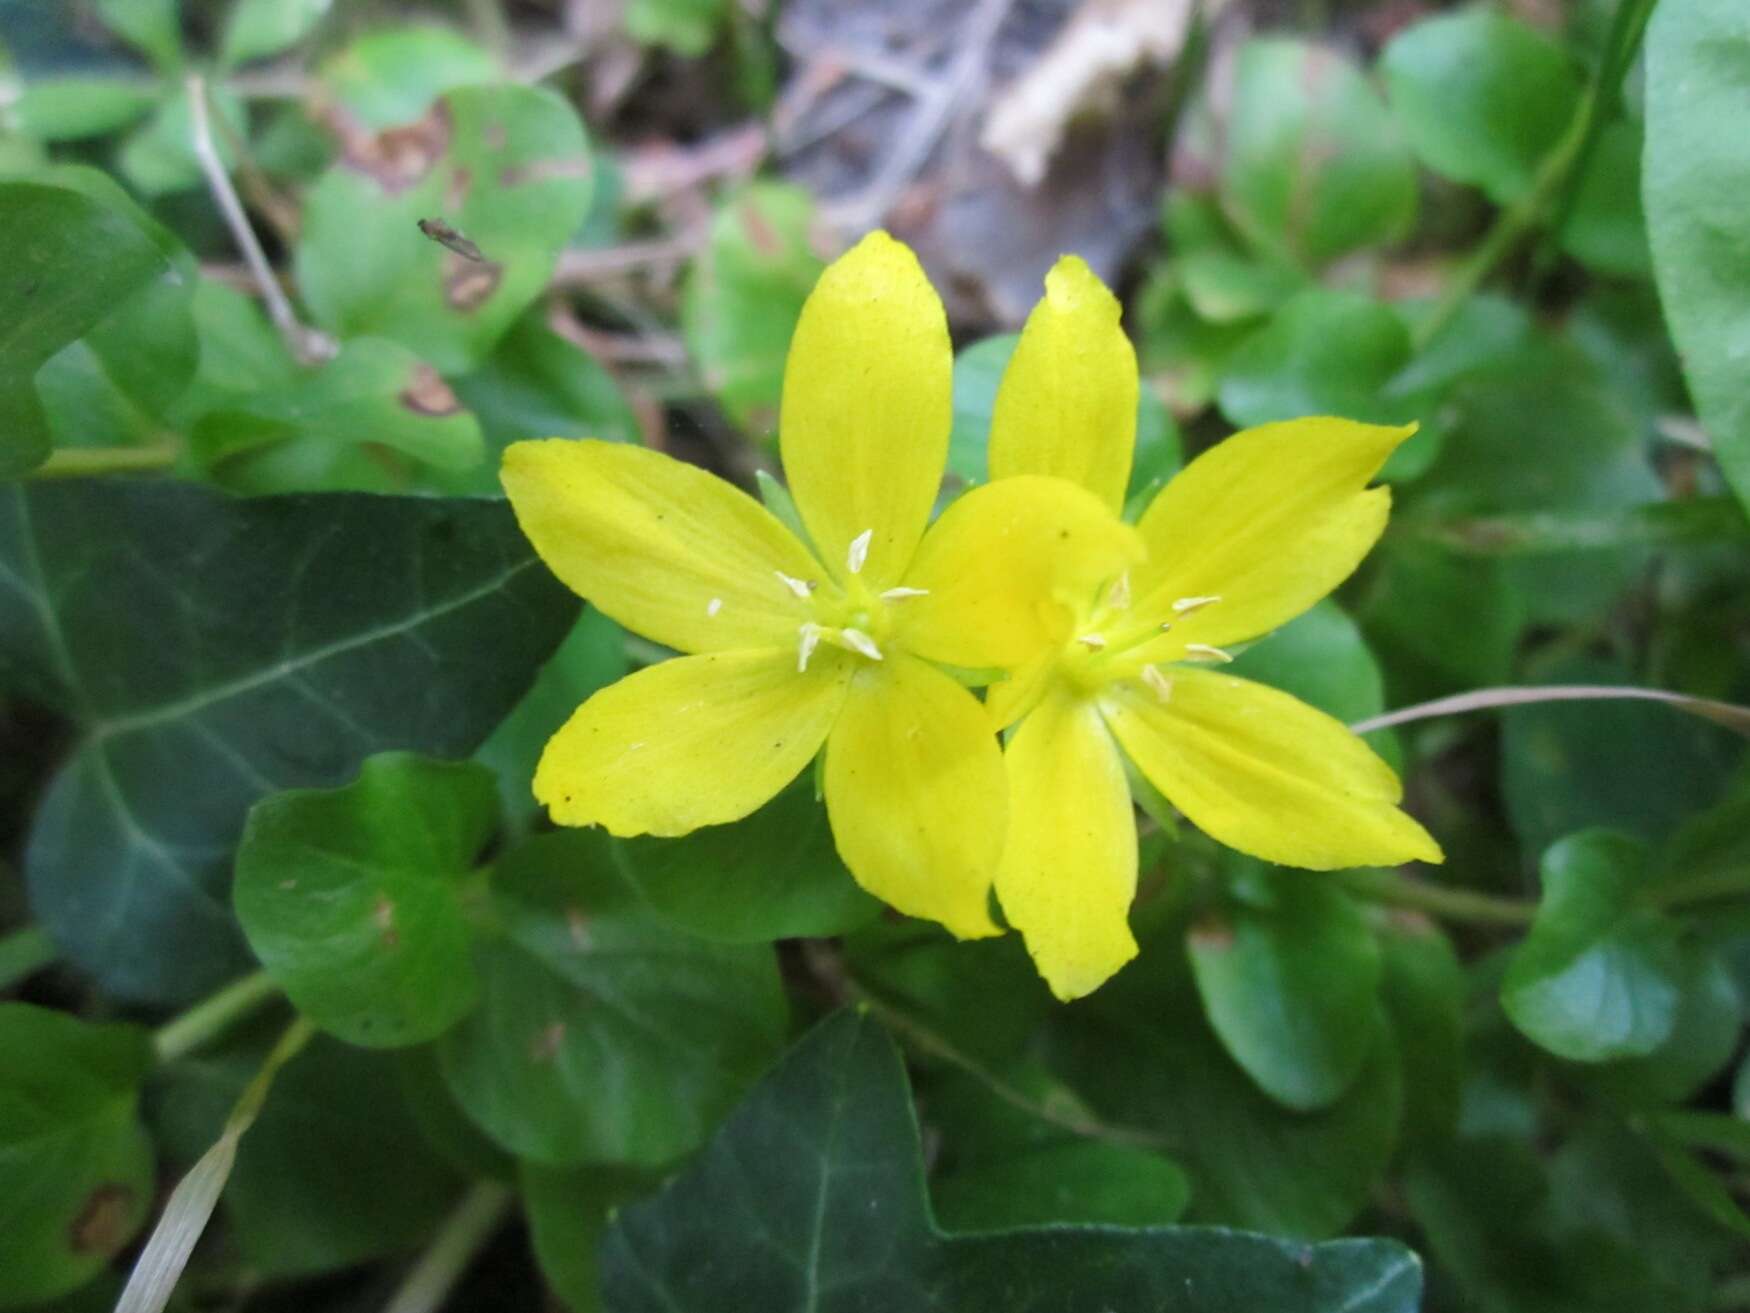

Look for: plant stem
[802,941,1176,1152]
[1349,684,1750,740]
[1339,868,1538,927]
[31,443,180,479]
[382,1183,515,1313]
[0,926,56,990]
[153,970,283,1065]
[1657,865,1750,911]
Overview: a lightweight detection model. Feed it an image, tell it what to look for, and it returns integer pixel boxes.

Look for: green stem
[1339,868,1538,927]
[1657,865,1750,911]
[153,970,283,1065]
[382,1183,515,1313]
[0,926,57,990]
[31,443,179,479]
[803,942,1175,1152]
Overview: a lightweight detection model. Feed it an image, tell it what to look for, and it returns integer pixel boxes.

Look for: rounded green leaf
[0,1005,154,1308]
[437,830,788,1167]
[1381,9,1581,203]
[681,182,826,437]
[0,182,168,477]
[1222,38,1417,267]
[521,1163,652,1313]
[615,781,880,943]
[235,754,497,1048]
[1187,865,1385,1111]
[221,0,329,68]
[1645,0,1750,515]
[9,80,156,142]
[1503,830,1683,1062]
[317,28,499,129]
[295,84,593,374]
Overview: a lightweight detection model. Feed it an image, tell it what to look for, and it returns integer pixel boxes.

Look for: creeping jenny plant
[501,233,1137,940]
[984,256,1444,1000]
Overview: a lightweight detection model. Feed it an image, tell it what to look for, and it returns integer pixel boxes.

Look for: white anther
[841,628,884,661]
[1159,621,1172,633]
[706,597,723,617]
[775,570,816,599]
[1172,594,1222,615]
[1141,665,1174,704]
[880,586,929,601]
[797,623,822,672]
[846,528,873,575]
[1075,633,1107,651]
[1106,572,1132,611]
[1185,643,1234,664]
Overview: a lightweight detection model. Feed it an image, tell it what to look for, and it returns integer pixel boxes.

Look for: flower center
[1057,572,1234,701]
[778,528,931,672]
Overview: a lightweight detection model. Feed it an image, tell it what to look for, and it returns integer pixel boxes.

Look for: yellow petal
[502,439,826,654]
[985,651,1056,732]
[988,255,1138,512]
[997,687,1139,1000]
[824,654,1005,938]
[779,231,951,589]
[1119,418,1413,651]
[897,475,1145,670]
[535,648,852,837]
[1102,667,1443,869]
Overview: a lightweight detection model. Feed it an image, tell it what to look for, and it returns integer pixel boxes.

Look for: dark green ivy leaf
[599,1009,1424,1312]
[0,479,578,1003]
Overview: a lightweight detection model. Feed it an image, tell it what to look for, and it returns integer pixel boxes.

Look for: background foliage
[1,0,1748,1310]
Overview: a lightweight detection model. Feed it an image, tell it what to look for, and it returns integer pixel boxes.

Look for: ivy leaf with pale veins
[600,1010,1425,1313]
[0,479,578,1004]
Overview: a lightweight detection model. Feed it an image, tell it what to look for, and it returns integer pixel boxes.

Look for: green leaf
[1502,830,1682,1062]
[317,28,500,129]
[1501,656,1741,856]
[1047,906,1403,1237]
[0,479,577,1003]
[0,1005,153,1308]
[626,0,728,55]
[1585,948,1743,1105]
[94,0,181,70]
[521,1163,651,1313]
[221,0,328,67]
[396,1046,515,1181]
[235,754,498,1048]
[475,607,628,829]
[295,85,593,374]
[8,80,156,142]
[152,1034,465,1276]
[1377,915,1466,1144]
[117,89,247,197]
[451,311,640,481]
[1382,9,1581,204]
[1222,38,1417,267]
[1188,864,1383,1111]
[1645,0,1750,515]
[681,182,825,437]
[436,829,787,1166]
[615,780,880,943]
[599,1010,1424,1311]
[1363,540,1526,692]
[0,183,168,477]
[189,336,487,492]
[1563,119,1651,278]
[924,1067,1191,1231]
[948,332,1180,494]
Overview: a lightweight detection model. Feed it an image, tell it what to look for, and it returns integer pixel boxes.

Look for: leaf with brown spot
[296,84,593,373]
[0,1005,153,1305]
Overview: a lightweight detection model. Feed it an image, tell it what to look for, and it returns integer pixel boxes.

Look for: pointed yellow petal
[997,687,1139,1000]
[1120,418,1413,651]
[1103,668,1442,869]
[779,231,951,589]
[534,648,852,837]
[988,255,1138,512]
[824,654,1005,938]
[502,439,826,654]
[897,475,1145,670]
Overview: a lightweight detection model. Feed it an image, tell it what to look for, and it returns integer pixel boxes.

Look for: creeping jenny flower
[501,233,1138,940]
[984,256,1445,1001]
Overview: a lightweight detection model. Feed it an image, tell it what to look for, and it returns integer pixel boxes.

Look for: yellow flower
[500,233,1137,940]
[985,255,1445,1001]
